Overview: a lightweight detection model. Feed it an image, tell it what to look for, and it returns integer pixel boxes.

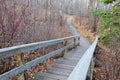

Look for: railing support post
[74,37,79,48]
[90,57,95,80]
[74,38,76,48]
[78,37,80,46]
[61,41,67,57]
[17,54,25,80]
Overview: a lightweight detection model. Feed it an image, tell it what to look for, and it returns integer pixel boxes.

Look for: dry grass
[93,40,120,80]
[94,52,120,80]
[72,16,95,42]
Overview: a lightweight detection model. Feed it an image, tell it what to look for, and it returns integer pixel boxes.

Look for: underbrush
[94,45,120,80]
[72,16,95,42]
[0,9,71,79]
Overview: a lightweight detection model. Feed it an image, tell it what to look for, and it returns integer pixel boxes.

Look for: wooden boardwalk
[0,35,98,80]
[0,16,98,80]
[33,36,91,80]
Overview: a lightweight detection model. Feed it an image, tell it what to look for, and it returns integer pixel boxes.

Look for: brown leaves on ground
[0,43,66,80]
[72,16,95,42]
[94,49,120,80]
[0,56,19,74]
[26,58,56,80]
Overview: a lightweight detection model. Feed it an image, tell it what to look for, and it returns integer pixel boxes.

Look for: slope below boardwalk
[33,36,91,80]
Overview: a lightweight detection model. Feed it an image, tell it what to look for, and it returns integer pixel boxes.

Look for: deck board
[33,15,92,80]
[33,35,91,80]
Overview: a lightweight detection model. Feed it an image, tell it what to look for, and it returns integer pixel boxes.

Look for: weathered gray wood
[90,57,95,80]
[34,72,67,80]
[0,35,80,59]
[32,77,54,80]
[68,55,82,58]
[34,35,92,80]
[47,68,70,76]
[62,57,80,61]
[67,36,98,80]
[33,72,57,80]
[46,67,72,74]
[55,59,78,66]
[53,62,74,70]
[53,63,75,69]
[0,43,75,80]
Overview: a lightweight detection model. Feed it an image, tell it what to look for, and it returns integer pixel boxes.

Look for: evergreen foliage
[92,1,120,49]
[101,0,116,4]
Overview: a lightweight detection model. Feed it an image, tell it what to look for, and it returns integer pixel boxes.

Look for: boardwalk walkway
[33,17,91,80]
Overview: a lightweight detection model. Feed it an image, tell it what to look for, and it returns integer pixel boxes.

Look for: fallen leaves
[72,16,95,42]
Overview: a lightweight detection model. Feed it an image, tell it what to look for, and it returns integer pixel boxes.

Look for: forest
[0,0,120,80]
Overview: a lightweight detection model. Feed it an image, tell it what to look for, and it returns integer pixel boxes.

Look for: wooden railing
[67,36,98,80]
[0,35,80,80]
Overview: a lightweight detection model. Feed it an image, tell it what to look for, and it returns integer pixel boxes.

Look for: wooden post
[42,48,46,67]
[64,41,67,52]
[90,57,95,80]
[61,41,67,57]
[87,56,95,80]
[74,38,77,48]
[78,37,80,46]
[17,54,25,80]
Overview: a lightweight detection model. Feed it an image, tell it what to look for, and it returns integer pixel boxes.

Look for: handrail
[0,35,79,59]
[67,36,98,80]
[0,35,80,80]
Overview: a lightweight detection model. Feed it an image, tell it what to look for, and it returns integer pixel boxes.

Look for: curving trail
[67,16,79,36]
[67,16,91,47]
[33,16,91,80]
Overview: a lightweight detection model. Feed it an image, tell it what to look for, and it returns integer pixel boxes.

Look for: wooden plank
[67,36,98,80]
[32,74,56,80]
[54,63,75,69]
[0,35,80,59]
[62,57,80,61]
[0,43,75,80]
[47,68,70,76]
[46,67,72,74]
[68,55,82,58]
[34,72,67,80]
[56,56,79,63]
[33,77,54,80]
[54,62,77,67]
[55,59,78,66]
[53,63,74,70]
